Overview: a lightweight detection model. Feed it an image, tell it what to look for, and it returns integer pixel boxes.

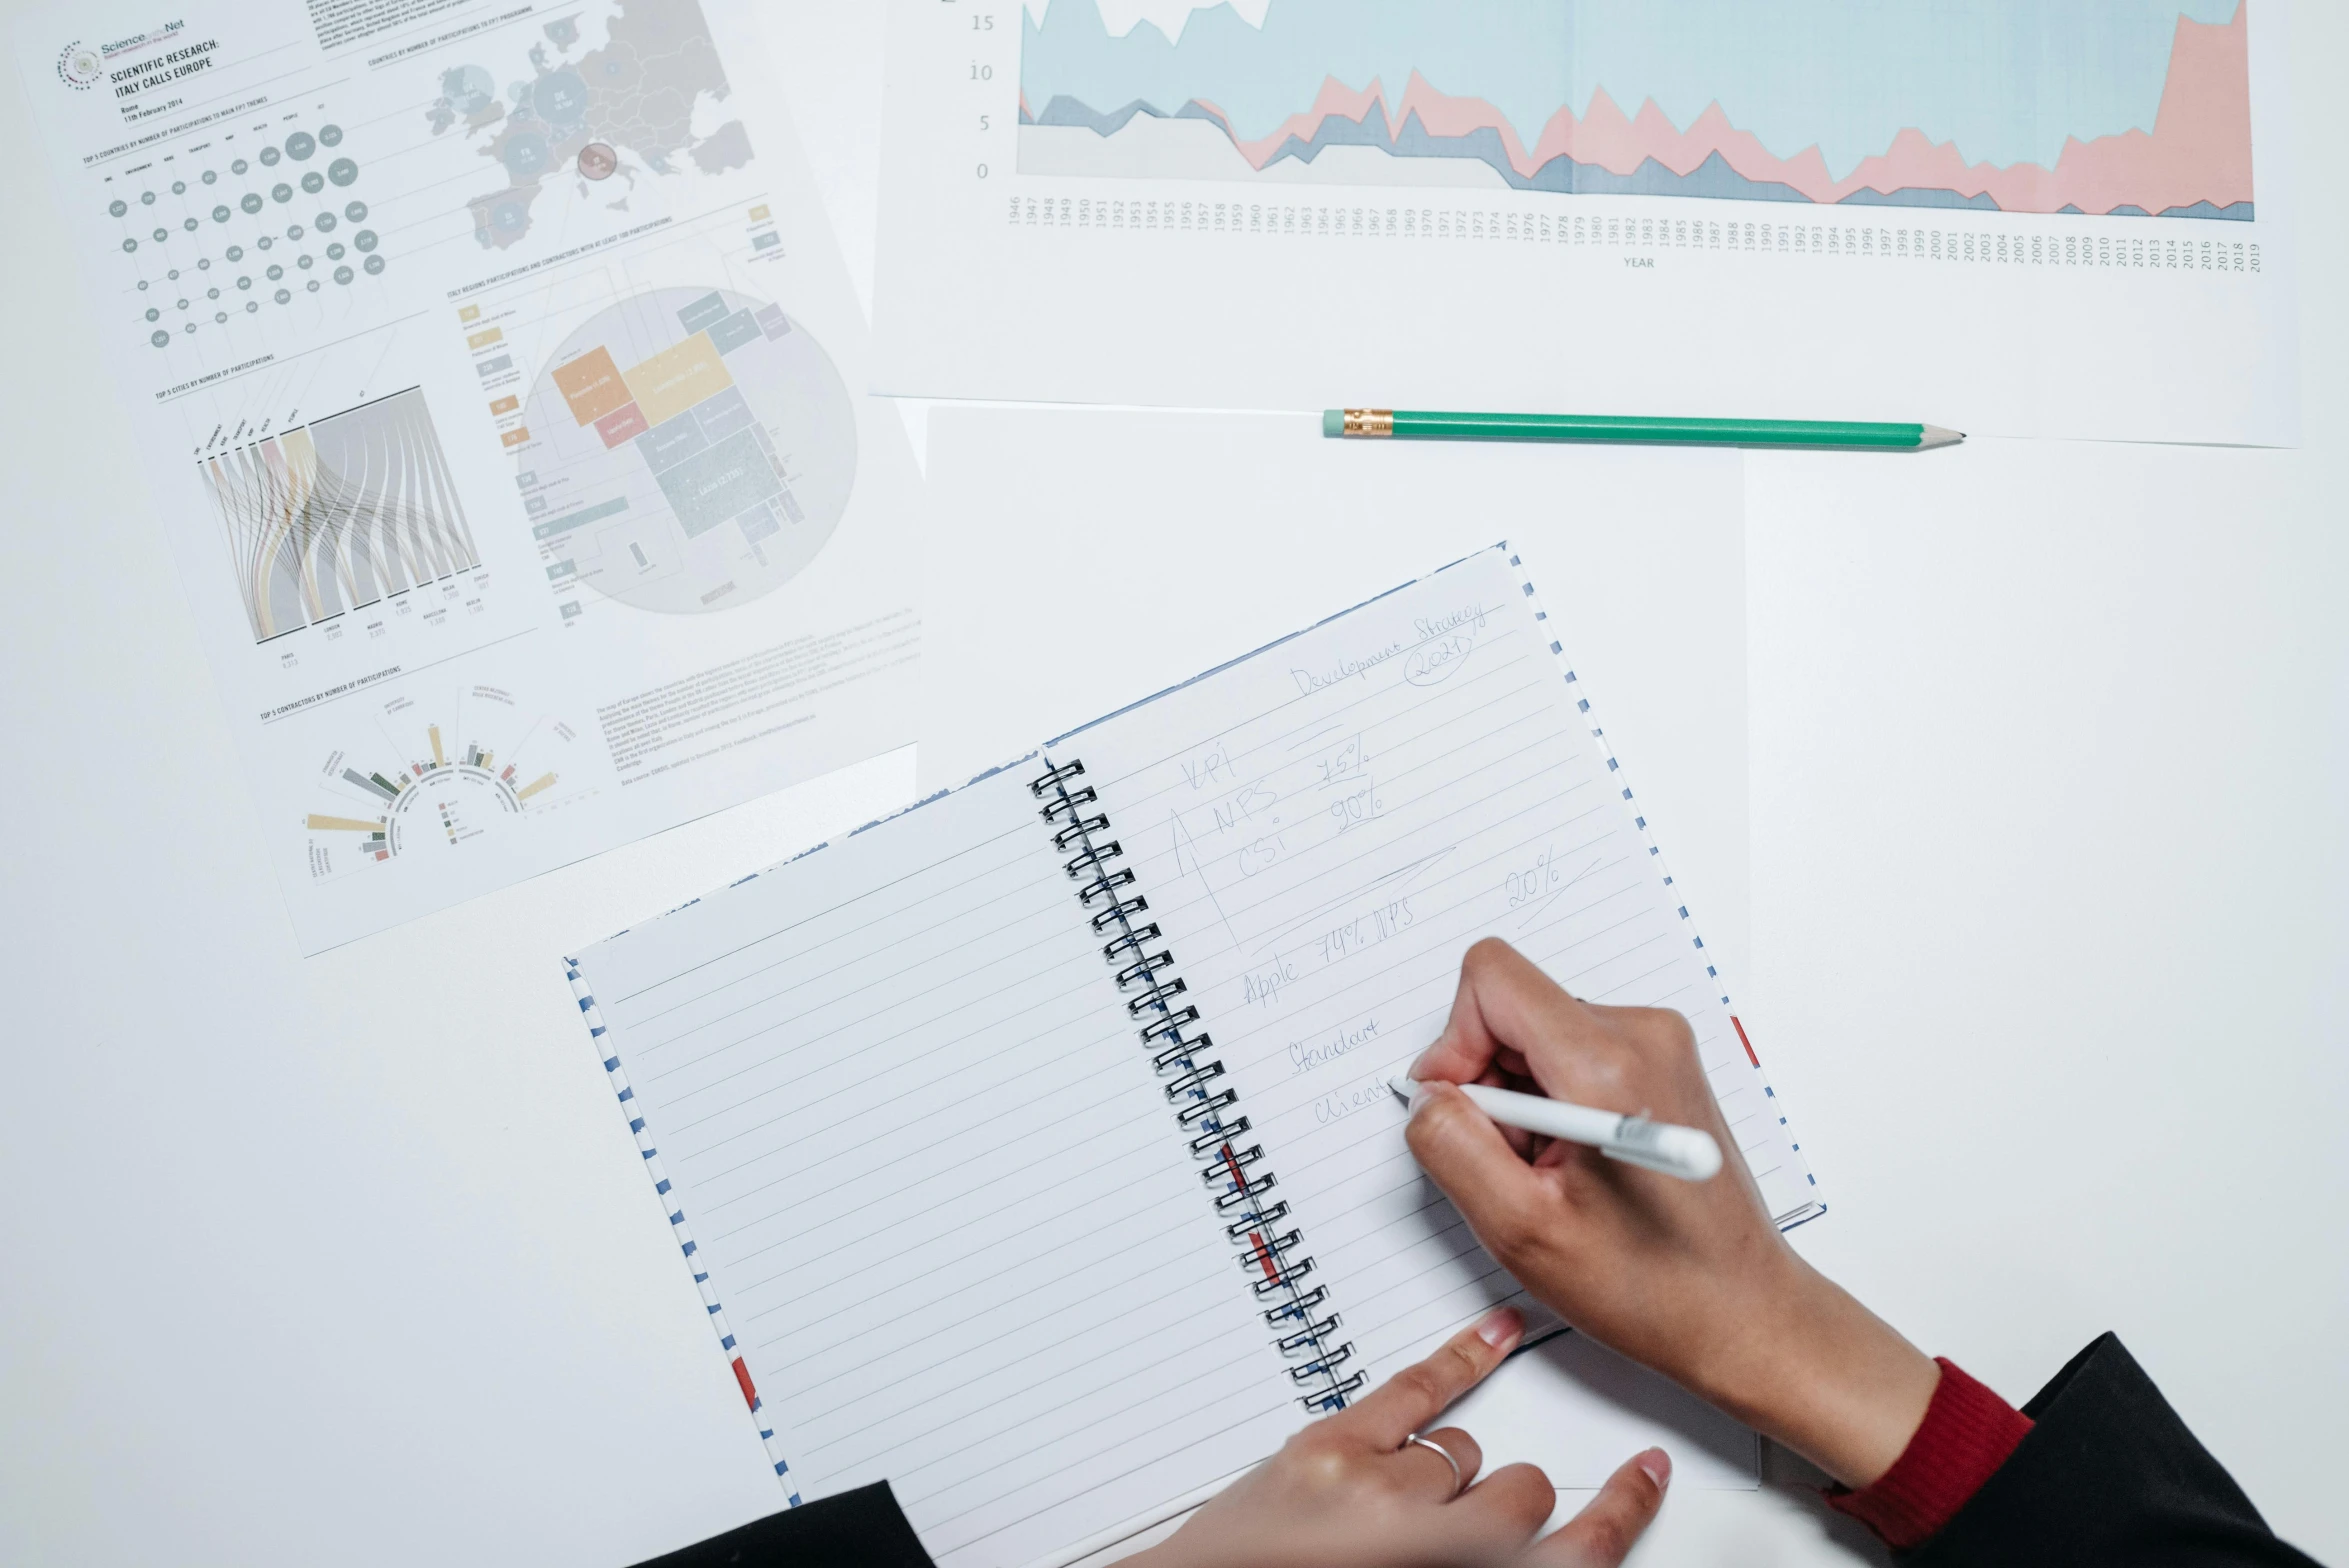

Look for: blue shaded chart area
[1019,0,2254,218]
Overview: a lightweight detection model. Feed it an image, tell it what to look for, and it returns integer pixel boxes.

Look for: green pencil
[1322,408,1963,450]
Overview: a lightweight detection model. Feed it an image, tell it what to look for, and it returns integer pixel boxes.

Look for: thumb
[1405,1081,1554,1249]
[1523,1448,1670,1567]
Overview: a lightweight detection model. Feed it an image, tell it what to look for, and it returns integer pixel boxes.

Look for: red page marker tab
[1731,1015,1761,1069]
[731,1356,758,1409]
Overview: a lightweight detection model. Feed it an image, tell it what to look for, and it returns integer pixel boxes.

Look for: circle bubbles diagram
[501,131,552,180]
[442,65,494,115]
[537,69,589,127]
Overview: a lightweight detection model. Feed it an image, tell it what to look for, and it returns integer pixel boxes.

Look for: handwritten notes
[1065,550,1815,1382]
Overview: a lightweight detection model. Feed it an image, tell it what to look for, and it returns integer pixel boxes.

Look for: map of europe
[426,0,755,250]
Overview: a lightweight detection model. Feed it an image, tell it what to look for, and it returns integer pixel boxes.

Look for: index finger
[1336,1306,1524,1450]
[1412,938,1597,1093]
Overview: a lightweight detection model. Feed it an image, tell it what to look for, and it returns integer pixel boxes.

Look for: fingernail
[1636,1448,1672,1493]
[1406,1080,1435,1114]
[1476,1306,1523,1350]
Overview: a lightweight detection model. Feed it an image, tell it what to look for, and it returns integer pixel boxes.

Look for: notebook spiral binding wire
[1032,756,1365,1413]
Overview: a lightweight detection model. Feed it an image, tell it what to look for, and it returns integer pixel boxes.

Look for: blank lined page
[571,766,1300,1566]
[1062,547,1819,1386]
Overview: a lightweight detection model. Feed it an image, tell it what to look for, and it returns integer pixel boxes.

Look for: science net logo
[56,41,104,89]
[56,21,191,92]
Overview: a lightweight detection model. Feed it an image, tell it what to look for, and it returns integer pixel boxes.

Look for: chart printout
[874,0,2299,445]
[20,0,923,950]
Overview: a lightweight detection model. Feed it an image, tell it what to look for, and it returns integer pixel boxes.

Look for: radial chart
[303,691,583,879]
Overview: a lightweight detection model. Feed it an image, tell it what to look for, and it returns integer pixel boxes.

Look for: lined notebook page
[572,767,1301,1567]
[1063,547,1818,1386]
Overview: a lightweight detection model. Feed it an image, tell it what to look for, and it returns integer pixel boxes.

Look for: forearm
[1682,1252,1941,1489]
[1402,943,2318,1565]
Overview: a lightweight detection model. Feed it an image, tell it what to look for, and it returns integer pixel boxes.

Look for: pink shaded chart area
[1027,5,2253,219]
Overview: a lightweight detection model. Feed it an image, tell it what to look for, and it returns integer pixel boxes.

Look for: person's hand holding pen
[1123,935,2317,1568]
[1403,937,1942,1491]
[1121,933,1934,1568]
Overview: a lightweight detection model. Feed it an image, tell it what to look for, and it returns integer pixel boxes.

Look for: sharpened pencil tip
[1918,424,1966,450]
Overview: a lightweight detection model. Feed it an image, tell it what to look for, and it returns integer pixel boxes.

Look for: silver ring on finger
[1403,1432,1464,1500]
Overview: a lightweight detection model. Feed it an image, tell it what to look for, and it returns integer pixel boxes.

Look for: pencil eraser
[1321,408,1343,437]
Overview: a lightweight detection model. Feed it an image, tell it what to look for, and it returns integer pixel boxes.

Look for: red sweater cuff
[1824,1358,2033,1549]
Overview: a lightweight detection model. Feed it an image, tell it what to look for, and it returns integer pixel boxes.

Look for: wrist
[1686,1256,1939,1488]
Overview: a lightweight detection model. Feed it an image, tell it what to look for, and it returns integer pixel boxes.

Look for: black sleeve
[631,1481,935,1568]
[1908,1333,2323,1568]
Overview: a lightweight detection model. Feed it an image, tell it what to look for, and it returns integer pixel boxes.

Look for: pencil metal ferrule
[1343,408,1393,438]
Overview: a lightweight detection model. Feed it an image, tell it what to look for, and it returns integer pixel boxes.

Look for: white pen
[1390,1071,1723,1182]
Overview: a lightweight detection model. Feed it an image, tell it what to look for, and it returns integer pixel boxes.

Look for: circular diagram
[304,697,583,880]
[518,287,857,615]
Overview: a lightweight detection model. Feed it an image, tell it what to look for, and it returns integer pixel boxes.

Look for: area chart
[1018,0,2254,219]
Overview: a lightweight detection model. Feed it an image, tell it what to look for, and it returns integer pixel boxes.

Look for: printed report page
[19,0,923,950]
[872,0,2298,444]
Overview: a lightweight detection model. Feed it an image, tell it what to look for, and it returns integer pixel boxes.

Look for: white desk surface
[2,5,2343,1565]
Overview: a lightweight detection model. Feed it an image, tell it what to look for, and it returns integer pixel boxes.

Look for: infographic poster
[22,0,924,950]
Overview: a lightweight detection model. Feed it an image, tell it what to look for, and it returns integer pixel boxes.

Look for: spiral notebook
[565,544,1820,1568]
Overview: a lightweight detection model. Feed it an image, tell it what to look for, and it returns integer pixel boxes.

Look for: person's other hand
[1125,1307,1668,1568]
[1404,938,1940,1488]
